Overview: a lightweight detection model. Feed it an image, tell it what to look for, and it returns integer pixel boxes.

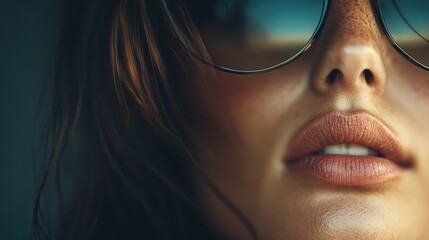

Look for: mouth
[311,144,382,157]
[286,111,412,187]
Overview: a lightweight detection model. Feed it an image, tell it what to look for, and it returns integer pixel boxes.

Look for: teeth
[316,144,380,156]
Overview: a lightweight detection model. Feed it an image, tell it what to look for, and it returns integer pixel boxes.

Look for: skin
[180,0,429,239]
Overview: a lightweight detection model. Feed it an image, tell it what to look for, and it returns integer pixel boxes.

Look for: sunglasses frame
[372,0,429,71]
[162,0,429,74]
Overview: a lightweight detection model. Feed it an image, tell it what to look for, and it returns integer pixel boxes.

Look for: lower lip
[289,155,404,186]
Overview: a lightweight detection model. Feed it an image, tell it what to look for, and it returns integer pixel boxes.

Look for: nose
[311,0,386,96]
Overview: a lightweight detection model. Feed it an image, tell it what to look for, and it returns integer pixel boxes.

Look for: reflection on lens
[378,0,429,69]
[165,0,327,72]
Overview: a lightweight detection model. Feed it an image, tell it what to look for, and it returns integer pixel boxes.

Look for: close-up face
[171,0,429,239]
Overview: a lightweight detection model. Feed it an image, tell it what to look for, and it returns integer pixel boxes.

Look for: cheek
[385,62,429,151]
[183,61,310,195]
[382,40,429,121]
[187,64,307,158]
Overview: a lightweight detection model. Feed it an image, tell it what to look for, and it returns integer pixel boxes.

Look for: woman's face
[181,0,429,239]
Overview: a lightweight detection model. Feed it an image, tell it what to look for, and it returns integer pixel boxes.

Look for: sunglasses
[162,0,429,74]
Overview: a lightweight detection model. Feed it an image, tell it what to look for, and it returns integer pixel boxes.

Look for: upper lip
[286,111,411,166]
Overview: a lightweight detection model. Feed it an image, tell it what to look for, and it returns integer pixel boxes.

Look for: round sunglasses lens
[165,0,326,72]
[378,0,429,69]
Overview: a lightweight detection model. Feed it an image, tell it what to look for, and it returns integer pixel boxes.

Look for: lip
[286,111,411,186]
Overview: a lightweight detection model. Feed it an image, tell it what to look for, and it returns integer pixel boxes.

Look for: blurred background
[0,1,61,239]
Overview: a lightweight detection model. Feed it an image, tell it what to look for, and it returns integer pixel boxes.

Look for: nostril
[327,69,340,85]
[363,69,374,85]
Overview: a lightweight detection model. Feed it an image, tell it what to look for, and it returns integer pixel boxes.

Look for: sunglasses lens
[378,0,429,69]
[165,0,326,72]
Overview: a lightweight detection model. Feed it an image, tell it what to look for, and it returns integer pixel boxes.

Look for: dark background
[1,1,61,239]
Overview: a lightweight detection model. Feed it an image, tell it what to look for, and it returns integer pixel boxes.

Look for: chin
[274,192,418,240]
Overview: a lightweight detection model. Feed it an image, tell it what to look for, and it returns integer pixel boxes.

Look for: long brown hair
[34,0,257,239]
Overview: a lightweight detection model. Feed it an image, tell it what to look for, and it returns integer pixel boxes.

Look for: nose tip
[312,45,386,95]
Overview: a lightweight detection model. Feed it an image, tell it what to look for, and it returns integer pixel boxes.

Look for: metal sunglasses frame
[373,0,429,72]
[162,0,429,74]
